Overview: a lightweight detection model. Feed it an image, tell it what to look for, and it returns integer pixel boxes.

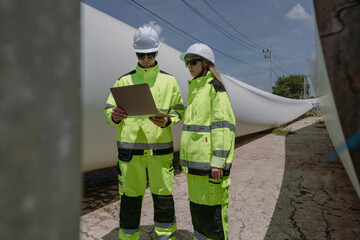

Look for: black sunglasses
[185,58,202,67]
[136,52,156,60]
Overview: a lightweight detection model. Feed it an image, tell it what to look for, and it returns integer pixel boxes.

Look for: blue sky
[82,0,316,96]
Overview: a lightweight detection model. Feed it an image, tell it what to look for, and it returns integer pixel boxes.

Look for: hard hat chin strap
[196,59,208,78]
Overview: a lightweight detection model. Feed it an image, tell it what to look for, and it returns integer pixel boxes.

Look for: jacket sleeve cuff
[210,156,226,168]
[111,116,121,124]
[161,117,172,128]
[106,111,120,125]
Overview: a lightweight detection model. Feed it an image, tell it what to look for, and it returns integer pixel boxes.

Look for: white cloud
[286,4,312,21]
[143,21,165,42]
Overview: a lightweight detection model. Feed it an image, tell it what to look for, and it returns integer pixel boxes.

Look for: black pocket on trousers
[118,148,133,162]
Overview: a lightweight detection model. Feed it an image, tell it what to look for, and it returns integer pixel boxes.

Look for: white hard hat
[132,26,161,53]
[179,43,215,64]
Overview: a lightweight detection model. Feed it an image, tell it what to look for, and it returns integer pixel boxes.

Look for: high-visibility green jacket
[180,71,235,176]
[104,63,184,156]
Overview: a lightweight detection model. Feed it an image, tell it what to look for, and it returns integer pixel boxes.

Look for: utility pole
[303,75,307,99]
[263,45,272,93]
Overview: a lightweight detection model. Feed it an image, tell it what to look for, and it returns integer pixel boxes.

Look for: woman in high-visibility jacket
[179,43,236,240]
[104,26,184,240]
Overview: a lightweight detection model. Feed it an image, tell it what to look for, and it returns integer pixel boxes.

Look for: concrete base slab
[80,117,360,239]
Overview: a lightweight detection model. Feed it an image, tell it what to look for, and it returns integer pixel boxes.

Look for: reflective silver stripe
[182,124,211,132]
[154,220,176,229]
[159,109,169,113]
[120,227,139,235]
[213,150,230,158]
[182,122,235,133]
[181,159,232,171]
[117,141,173,150]
[211,121,236,133]
[194,229,207,240]
[104,104,116,109]
[172,104,185,110]
[181,159,210,170]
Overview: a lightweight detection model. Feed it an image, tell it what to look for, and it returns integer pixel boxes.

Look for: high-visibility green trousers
[118,152,176,240]
[186,174,231,240]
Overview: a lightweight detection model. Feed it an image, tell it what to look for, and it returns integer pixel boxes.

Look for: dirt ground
[81,116,360,240]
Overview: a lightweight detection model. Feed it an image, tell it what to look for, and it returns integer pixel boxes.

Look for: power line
[186,0,308,80]
[181,0,263,55]
[272,54,297,75]
[127,0,269,71]
[272,61,291,75]
[272,65,288,76]
[124,0,194,44]
[272,68,280,78]
[201,0,265,50]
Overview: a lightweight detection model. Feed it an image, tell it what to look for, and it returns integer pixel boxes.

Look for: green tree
[272,74,310,99]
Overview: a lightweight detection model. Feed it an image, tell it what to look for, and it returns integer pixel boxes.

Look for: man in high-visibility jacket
[179,43,236,240]
[104,26,184,240]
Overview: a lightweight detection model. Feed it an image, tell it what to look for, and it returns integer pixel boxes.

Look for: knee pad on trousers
[120,194,143,229]
[190,201,225,240]
[152,193,175,223]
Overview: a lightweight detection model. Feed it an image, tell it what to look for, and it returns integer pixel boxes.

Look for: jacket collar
[188,71,214,87]
[136,61,159,80]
